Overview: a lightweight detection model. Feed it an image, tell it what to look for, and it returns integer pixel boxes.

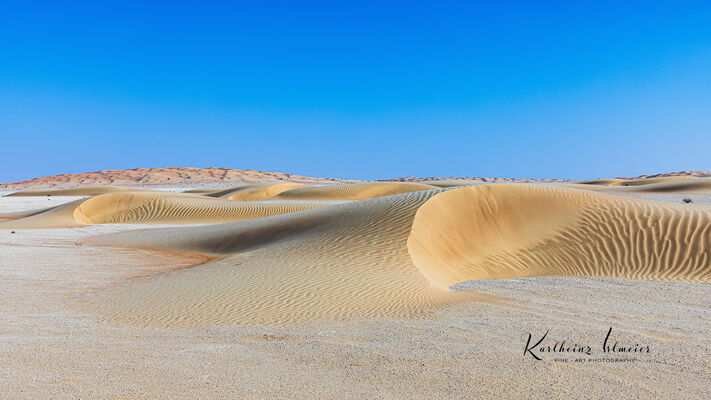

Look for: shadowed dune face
[274,182,438,200]
[408,185,711,289]
[5,186,144,196]
[0,192,324,228]
[207,183,309,201]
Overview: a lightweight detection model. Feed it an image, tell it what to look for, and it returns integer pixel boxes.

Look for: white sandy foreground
[0,194,710,399]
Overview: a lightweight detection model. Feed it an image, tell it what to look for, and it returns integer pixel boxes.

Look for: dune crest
[275,182,438,200]
[408,185,711,289]
[0,192,322,228]
[207,183,309,201]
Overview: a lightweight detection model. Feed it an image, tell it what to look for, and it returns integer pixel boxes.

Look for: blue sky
[1,1,710,182]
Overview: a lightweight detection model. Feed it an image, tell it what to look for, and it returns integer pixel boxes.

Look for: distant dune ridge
[0,167,359,189]
[3,167,708,191]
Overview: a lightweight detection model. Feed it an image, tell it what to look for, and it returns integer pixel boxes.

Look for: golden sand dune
[0,192,323,229]
[577,176,695,186]
[80,188,469,327]
[207,183,309,201]
[274,182,438,200]
[78,184,710,327]
[408,185,711,289]
[5,186,144,196]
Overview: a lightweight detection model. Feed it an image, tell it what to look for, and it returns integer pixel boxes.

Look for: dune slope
[408,185,711,289]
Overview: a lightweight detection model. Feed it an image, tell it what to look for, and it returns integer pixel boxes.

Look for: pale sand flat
[4,185,146,196]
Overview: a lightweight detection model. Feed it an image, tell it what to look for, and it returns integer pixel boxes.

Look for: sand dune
[77,184,711,327]
[79,188,469,327]
[4,186,144,196]
[408,185,711,289]
[274,182,438,200]
[207,183,309,201]
[0,191,323,229]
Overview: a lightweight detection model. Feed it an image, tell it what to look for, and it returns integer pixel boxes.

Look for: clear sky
[1,1,710,182]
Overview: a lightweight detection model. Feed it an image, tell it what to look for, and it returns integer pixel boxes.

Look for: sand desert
[0,168,710,399]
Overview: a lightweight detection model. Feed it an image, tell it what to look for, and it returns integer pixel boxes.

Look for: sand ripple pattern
[0,192,322,228]
[408,185,711,289]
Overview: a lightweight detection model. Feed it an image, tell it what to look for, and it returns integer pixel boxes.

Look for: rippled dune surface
[0,191,323,228]
[408,185,711,288]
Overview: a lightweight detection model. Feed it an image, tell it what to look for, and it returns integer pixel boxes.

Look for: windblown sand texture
[0,191,322,228]
[78,184,710,327]
[408,184,711,289]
